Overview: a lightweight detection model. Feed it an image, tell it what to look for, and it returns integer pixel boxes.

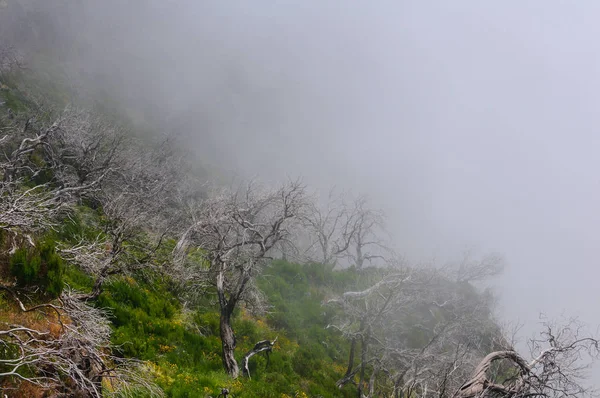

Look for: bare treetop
[172,179,308,378]
[301,190,392,269]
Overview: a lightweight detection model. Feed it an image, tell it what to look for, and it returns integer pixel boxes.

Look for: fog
[4,0,600,379]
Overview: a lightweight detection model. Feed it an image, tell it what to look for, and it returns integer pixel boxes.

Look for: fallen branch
[241,336,278,378]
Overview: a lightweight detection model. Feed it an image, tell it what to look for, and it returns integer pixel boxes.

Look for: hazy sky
[6,0,600,379]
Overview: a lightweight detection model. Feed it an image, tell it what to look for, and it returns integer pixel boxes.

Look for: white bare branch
[0,287,163,397]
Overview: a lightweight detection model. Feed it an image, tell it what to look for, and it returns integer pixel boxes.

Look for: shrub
[9,238,64,297]
[9,247,39,286]
[39,240,64,297]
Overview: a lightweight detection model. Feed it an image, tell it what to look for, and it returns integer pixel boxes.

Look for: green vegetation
[10,237,64,298]
[79,261,360,397]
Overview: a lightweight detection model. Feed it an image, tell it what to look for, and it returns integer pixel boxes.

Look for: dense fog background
[2,0,599,378]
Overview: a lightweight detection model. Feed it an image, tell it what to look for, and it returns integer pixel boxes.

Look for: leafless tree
[0,285,163,397]
[329,259,504,398]
[301,188,360,265]
[449,249,505,283]
[455,317,600,398]
[172,180,307,378]
[0,109,129,237]
[0,113,71,236]
[345,196,390,270]
[0,103,186,395]
[328,268,413,397]
[0,106,182,300]
[59,132,184,300]
[301,192,391,270]
[48,108,126,196]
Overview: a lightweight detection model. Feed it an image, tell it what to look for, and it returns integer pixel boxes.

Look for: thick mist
[4,0,599,378]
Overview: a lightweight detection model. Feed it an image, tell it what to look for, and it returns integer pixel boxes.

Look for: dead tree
[454,318,600,398]
[345,196,390,270]
[173,180,307,378]
[0,111,112,238]
[0,116,62,234]
[329,260,504,398]
[0,286,164,397]
[328,269,416,397]
[49,108,126,196]
[301,188,359,265]
[450,249,505,283]
[0,109,133,238]
[58,133,183,300]
[301,192,391,270]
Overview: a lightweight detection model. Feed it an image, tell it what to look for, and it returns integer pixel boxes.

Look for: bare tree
[450,249,505,283]
[301,188,359,265]
[0,286,163,397]
[59,132,184,300]
[329,260,504,398]
[0,109,129,237]
[345,196,390,270]
[173,180,307,378]
[301,192,391,270]
[49,108,126,196]
[455,317,600,398]
[0,108,182,301]
[0,103,183,396]
[328,268,413,397]
[4,105,185,303]
[0,113,71,236]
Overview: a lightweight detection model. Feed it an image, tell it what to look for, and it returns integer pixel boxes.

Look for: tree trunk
[220,309,239,378]
[367,363,378,398]
[336,337,359,389]
[357,328,369,398]
[217,267,239,378]
[355,238,364,270]
[345,337,356,378]
[393,373,405,398]
[90,274,105,300]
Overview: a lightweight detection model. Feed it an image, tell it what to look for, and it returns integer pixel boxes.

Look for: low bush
[9,237,64,297]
